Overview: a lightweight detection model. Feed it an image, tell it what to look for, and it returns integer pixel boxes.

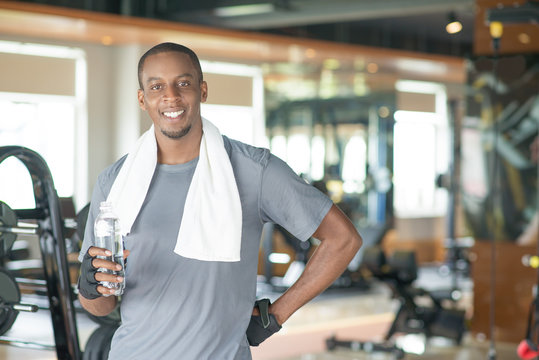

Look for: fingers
[94,272,124,284]
[96,284,120,296]
[88,246,127,271]
[92,258,123,271]
[87,246,112,257]
[87,246,130,261]
[88,246,130,258]
[94,271,124,296]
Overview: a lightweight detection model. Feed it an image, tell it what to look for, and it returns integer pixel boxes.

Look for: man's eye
[150,84,162,90]
[178,81,190,87]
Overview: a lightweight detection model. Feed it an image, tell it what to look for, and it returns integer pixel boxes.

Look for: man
[78,42,362,359]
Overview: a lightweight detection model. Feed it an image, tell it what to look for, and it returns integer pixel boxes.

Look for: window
[200,60,265,147]
[342,135,367,194]
[0,97,75,209]
[393,81,449,217]
[0,41,87,209]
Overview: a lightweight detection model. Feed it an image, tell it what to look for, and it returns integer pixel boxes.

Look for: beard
[160,125,191,139]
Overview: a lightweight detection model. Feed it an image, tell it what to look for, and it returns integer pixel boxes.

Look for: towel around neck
[106,118,242,262]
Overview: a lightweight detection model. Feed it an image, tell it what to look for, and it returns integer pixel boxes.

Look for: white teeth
[163,110,184,118]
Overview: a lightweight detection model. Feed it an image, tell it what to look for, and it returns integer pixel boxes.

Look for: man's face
[137,51,207,140]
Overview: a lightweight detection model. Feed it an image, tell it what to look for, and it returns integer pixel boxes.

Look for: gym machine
[0,146,81,359]
[326,245,466,358]
[0,145,126,360]
[0,145,125,360]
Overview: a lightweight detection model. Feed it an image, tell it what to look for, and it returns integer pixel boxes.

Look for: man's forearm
[270,205,362,324]
[79,294,118,317]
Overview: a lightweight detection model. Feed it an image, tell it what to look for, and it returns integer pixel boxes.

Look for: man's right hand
[78,246,126,299]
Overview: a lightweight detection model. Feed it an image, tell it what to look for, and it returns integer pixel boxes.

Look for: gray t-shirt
[79,136,332,360]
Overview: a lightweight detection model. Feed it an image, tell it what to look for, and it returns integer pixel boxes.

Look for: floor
[0,267,522,360]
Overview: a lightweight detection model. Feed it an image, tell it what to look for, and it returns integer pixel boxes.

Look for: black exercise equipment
[0,146,82,359]
[367,246,466,342]
[83,324,119,360]
[7,240,31,261]
[0,203,43,280]
[327,245,466,357]
[0,268,19,337]
[0,201,19,259]
[86,303,121,328]
[326,336,405,359]
[0,199,120,357]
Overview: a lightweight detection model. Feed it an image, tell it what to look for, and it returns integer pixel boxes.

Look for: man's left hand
[246,298,282,346]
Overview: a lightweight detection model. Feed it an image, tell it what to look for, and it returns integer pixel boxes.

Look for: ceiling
[13,0,476,57]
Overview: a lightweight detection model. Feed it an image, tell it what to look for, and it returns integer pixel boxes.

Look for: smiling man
[77,42,362,360]
[137,48,207,164]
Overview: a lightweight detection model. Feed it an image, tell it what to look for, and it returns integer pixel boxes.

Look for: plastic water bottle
[94,201,125,296]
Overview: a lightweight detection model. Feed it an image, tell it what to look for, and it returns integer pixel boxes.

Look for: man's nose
[163,86,181,100]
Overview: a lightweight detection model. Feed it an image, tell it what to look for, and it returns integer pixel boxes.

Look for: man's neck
[156,125,202,165]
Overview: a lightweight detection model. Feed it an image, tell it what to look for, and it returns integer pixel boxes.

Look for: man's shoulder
[223,136,270,167]
[96,155,128,188]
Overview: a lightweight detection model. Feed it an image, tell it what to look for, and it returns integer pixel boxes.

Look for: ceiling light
[323,58,340,70]
[367,62,379,73]
[101,36,113,46]
[518,32,530,44]
[446,12,462,34]
[305,48,316,58]
[378,106,390,118]
[214,3,275,17]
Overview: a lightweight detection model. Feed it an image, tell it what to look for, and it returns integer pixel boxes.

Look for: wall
[111,44,144,161]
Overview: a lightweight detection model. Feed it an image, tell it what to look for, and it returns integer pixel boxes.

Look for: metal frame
[0,146,81,360]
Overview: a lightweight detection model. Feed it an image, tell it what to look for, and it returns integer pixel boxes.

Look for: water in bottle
[94,201,125,296]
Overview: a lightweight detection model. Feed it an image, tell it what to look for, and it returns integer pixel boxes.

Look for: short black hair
[137,42,203,89]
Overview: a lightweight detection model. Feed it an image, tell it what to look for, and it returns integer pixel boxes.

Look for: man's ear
[200,81,208,103]
[137,89,146,110]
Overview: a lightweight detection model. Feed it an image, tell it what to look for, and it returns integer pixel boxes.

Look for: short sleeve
[260,154,333,241]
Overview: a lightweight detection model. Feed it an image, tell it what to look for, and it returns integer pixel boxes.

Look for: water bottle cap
[100,201,113,210]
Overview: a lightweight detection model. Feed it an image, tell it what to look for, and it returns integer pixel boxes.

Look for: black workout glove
[246,298,282,346]
[77,250,101,300]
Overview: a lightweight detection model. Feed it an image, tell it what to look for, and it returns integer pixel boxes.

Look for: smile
[163,110,185,119]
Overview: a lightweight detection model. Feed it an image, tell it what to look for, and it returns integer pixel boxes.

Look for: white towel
[106,118,242,262]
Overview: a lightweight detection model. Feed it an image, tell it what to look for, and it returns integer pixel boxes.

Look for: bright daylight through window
[393,80,449,217]
[0,41,86,210]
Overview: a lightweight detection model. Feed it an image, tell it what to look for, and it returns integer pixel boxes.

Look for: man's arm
[78,246,129,316]
[269,204,362,324]
[79,292,118,316]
